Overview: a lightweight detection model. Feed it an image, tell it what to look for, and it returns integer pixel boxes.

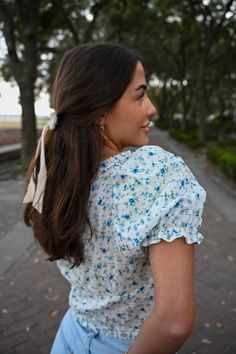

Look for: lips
[141,122,150,128]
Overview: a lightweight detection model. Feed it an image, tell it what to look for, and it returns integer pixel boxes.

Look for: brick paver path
[0,126,235,354]
[0,244,69,354]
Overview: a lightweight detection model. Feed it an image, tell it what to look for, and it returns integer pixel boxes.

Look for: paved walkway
[0,127,235,354]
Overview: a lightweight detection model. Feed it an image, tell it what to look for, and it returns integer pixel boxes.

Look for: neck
[100,144,122,162]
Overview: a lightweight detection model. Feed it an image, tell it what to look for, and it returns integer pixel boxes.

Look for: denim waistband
[51,308,134,354]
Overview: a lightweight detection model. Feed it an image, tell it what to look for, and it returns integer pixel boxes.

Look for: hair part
[24,42,140,267]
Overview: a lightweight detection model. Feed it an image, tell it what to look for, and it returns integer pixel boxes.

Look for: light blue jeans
[50,308,134,354]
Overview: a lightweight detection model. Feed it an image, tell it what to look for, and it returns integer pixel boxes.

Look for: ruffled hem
[141,227,204,248]
[141,233,204,247]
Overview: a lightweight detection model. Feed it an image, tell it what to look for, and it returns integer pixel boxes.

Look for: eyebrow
[135,84,147,91]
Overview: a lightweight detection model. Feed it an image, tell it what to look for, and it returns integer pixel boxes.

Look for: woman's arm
[127,237,195,354]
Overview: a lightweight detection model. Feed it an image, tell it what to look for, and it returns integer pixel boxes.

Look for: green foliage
[207,145,236,181]
[1,0,236,151]
[155,120,170,130]
[206,118,236,142]
[217,139,236,147]
[169,127,205,149]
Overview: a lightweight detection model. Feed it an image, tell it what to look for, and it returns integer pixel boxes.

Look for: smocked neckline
[98,149,132,172]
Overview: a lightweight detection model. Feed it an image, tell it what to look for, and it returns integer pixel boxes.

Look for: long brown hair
[24,43,139,267]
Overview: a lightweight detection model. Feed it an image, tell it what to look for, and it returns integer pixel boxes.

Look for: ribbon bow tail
[23,110,57,213]
[32,165,47,213]
[23,176,36,205]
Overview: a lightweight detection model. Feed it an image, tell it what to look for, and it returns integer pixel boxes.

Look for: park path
[149,128,236,354]
[0,126,235,354]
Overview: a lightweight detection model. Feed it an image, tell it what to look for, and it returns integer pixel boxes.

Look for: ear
[98,112,109,127]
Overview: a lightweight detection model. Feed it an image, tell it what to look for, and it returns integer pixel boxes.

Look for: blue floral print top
[57,145,207,340]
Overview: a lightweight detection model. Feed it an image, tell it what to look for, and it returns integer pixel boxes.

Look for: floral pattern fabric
[57,145,207,340]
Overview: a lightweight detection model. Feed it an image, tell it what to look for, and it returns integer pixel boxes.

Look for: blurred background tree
[0,0,235,167]
[0,0,107,164]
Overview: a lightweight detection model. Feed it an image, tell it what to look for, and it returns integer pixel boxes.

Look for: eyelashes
[137,91,145,101]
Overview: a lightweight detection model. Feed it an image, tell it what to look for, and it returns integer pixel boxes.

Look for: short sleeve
[140,156,206,248]
[111,146,207,256]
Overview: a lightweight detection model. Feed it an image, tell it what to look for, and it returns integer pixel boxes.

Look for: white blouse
[57,145,207,339]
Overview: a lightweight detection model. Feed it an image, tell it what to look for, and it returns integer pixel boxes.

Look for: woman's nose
[147,99,157,118]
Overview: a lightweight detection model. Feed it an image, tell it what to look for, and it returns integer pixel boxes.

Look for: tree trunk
[0,0,39,166]
[180,84,188,130]
[197,52,207,144]
[159,81,168,124]
[217,89,225,120]
[19,81,37,166]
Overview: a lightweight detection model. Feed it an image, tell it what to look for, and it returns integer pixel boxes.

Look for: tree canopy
[0,0,235,162]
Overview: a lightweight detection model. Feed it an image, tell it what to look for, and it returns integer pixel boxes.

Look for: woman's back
[57,144,206,340]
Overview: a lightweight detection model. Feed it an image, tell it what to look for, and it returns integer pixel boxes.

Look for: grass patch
[0,121,20,129]
[0,118,47,130]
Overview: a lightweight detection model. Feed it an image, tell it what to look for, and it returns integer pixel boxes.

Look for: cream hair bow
[23,111,58,213]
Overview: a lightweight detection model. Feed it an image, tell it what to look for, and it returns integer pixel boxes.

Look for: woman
[23,43,206,354]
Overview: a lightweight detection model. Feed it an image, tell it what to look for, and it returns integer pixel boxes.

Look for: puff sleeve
[111,146,207,256]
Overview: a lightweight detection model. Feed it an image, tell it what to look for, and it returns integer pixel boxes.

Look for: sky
[0,80,50,116]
